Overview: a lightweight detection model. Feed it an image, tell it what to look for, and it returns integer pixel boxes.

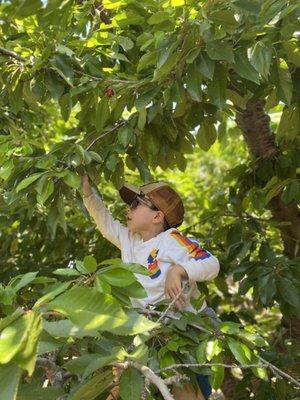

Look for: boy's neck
[139,226,165,242]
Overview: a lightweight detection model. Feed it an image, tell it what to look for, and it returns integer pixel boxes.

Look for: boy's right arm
[81,175,129,249]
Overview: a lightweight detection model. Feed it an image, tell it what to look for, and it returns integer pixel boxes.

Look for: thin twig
[157,281,188,323]
[114,361,174,400]
[157,363,264,373]
[258,355,300,388]
[85,121,126,150]
[0,47,26,62]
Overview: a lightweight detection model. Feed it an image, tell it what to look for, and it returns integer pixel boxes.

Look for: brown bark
[236,99,300,258]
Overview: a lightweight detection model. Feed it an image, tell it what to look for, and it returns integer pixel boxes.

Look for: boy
[81,175,220,400]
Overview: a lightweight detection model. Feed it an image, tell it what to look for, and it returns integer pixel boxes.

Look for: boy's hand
[165,264,188,311]
[81,174,93,198]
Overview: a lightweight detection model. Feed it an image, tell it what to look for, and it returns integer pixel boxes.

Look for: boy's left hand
[165,264,188,311]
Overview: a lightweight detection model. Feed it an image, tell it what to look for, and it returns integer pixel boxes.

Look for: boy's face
[126,195,165,234]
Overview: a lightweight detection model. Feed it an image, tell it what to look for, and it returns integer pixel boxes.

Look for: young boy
[81,175,219,400]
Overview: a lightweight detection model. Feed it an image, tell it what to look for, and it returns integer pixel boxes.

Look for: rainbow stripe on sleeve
[170,231,211,260]
[147,249,161,279]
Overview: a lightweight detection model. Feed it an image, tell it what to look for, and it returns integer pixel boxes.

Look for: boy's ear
[154,210,165,223]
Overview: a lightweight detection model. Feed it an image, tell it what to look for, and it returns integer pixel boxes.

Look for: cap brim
[119,183,140,205]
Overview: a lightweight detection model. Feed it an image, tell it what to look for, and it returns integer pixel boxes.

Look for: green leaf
[207,63,227,108]
[196,120,217,151]
[69,369,113,400]
[0,363,21,400]
[249,41,273,79]
[46,286,158,334]
[118,126,133,147]
[206,41,234,63]
[36,179,54,205]
[277,106,300,141]
[137,51,157,73]
[83,347,126,378]
[153,53,181,81]
[233,0,261,14]
[95,98,110,133]
[50,54,74,86]
[120,367,143,400]
[273,60,292,105]
[59,92,72,121]
[33,282,71,309]
[116,281,147,299]
[227,338,251,365]
[135,87,160,111]
[283,40,300,67]
[94,275,111,294]
[196,339,208,363]
[63,171,81,190]
[277,278,299,307]
[186,62,202,102]
[14,312,43,375]
[10,272,39,293]
[52,268,81,277]
[211,356,225,389]
[0,311,42,374]
[43,319,99,338]
[16,173,44,193]
[197,52,215,80]
[83,255,98,273]
[233,49,260,84]
[148,11,170,25]
[44,70,65,100]
[137,107,147,130]
[100,268,136,286]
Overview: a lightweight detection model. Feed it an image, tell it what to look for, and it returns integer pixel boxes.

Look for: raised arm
[81,175,129,249]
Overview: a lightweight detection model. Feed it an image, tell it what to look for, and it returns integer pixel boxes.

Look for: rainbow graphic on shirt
[170,231,211,260]
[147,249,161,279]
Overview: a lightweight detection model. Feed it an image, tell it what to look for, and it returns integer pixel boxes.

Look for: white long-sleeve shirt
[83,192,219,312]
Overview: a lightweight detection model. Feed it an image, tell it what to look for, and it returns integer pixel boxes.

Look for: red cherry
[105,88,115,98]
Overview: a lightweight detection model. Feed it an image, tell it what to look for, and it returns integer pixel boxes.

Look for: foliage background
[0,0,299,399]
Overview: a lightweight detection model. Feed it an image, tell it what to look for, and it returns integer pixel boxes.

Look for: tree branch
[0,47,26,62]
[114,361,175,400]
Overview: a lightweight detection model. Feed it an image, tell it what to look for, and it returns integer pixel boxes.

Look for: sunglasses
[129,194,159,211]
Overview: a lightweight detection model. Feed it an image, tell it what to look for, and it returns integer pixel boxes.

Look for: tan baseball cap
[119,182,184,228]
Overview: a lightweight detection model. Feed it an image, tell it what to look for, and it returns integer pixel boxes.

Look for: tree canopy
[0,0,300,399]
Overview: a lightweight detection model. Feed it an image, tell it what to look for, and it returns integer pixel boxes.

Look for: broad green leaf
[207,63,227,108]
[186,62,202,102]
[277,106,300,141]
[10,272,39,293]
[94,275,111,294]
[52,268,81,277]
[137,107,147,130]
[196,339,208,363]
[277,278,299,307]
[50,54,74,86]
[197,52,215,80]
[283,40,300,67]
[153,53,181,81]
[33,282,71,309]
[83,347,126,378]
[135,87,160,111]
[95,98,110,133]
[63,171,81,190]
[43,319,99,338]
[36,179,54,205]
[116,281,147,299]
[14,312,43,375]
[0,159,14,180]
[148,11,170,25]
[233,0,261,14]
[206,41,234,63]
[137,51,157,73]
[46,286,158,334]
[69,369,114,400]
[64,354,100,375]
[0,309,24,331]
[118,126,133,147]
[59,92,72,121]
[227,338,251,365]
[196,120,217,151]
[273,60,292,105]
[16,385,64,400]
[233,49,260,84]
[16,173,44,193]
[0,363,21,400]
[83,255,98,273]
[249,41,273,79]
[44,70,65,100]
[120,367,143,400]
[100,268,136,286]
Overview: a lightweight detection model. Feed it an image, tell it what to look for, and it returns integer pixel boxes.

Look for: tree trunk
[236,99,300,258]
